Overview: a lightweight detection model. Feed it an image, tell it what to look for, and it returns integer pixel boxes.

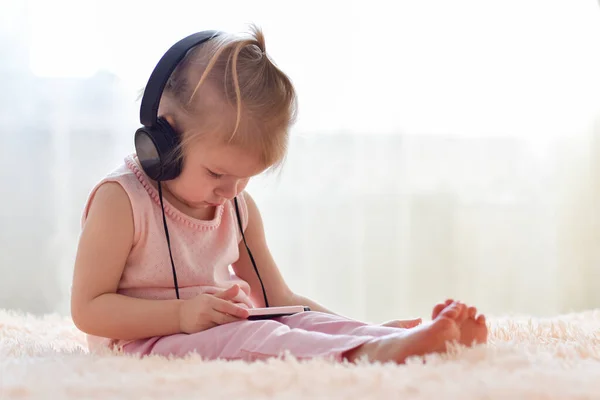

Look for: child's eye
[207,169,223,179]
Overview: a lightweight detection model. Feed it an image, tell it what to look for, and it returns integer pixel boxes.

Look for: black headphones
[134,30,270,307]
[134,30,221,182]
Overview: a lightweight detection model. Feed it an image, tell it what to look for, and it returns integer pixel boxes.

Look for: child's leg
[276,311,404,338]
[122,302,472,365]
[121,318,374,362]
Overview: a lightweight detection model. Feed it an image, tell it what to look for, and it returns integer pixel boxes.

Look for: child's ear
[159,114,183,138]
[161,114,177,128]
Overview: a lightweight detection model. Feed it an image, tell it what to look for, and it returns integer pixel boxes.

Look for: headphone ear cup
[134,117,182,181]
[156,117,183,180]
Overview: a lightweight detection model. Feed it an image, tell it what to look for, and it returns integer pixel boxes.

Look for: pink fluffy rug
[1,308,599,399]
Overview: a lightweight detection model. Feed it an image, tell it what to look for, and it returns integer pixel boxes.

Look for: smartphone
[246,305,311,320]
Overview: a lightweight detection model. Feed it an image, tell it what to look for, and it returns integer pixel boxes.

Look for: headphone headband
[139,30,222,127]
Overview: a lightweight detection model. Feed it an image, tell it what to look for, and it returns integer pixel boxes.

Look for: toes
[476,315,486,325]
[467,306,477,319]
[433,299,455,319]
[407,318,422,328]
[439,301,462,319]
[455,302,468,323]
[399,318,423,328]
[432,303,446,319]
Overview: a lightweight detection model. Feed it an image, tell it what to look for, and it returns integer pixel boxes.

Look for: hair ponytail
[164,24,297,168]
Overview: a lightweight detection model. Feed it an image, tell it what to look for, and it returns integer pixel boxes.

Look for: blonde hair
[163,24,297,169]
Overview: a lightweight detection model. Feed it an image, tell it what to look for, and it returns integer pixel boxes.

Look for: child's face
[166,136,266,209]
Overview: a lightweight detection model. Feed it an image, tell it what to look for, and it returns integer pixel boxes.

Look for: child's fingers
[237,297,254,309]
[213,284,240,300]
[210,309,243,325]
[211,296,250,319]
[235,301,252,309]
[213,285,254,309]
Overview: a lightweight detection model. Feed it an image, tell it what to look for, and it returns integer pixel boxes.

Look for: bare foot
[344,302,462,364]
[432,299,488,346]
[460,306,488,345]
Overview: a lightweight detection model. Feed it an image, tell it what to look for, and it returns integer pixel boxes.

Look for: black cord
[234,197,269,308]
[157,181,180,300]
[157,183,268,308]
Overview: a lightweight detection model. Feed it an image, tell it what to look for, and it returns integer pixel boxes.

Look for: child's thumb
[217,284,240,299]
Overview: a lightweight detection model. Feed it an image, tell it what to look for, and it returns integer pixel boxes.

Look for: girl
[70,25,487,364]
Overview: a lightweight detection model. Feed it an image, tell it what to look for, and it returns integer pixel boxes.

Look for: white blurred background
[1,0,599,323]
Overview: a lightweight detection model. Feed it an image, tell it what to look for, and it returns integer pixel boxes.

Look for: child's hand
[179,285,250,334]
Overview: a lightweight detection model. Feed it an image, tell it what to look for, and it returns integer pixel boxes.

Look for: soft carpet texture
[1,309,599,399]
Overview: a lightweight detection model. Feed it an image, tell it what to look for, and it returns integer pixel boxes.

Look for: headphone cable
[157,182,269,307]
[157,181,180,300]
[234,197,269,308]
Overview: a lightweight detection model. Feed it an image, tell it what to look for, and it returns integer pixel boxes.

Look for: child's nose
[216,181,240,199]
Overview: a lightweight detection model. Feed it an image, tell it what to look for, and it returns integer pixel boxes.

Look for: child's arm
[231,192,339,315]
[71,183,248,341]
[71,182,183,340]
